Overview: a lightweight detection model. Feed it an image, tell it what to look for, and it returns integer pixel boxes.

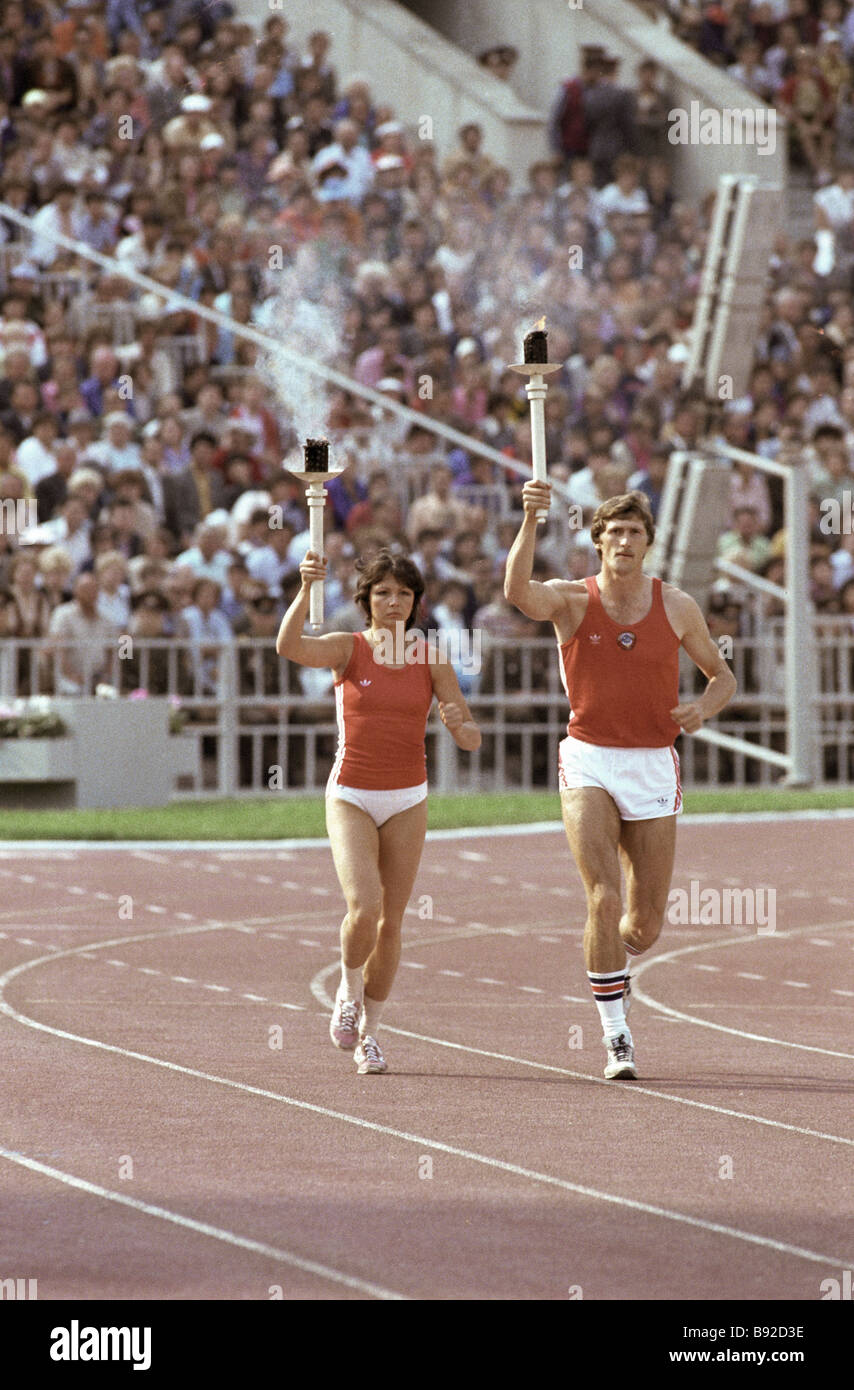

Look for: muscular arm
[503,480,570,623]
[669,590,738,733]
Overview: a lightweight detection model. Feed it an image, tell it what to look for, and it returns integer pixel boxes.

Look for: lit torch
[510,317,561,524]
[287,438,343,631]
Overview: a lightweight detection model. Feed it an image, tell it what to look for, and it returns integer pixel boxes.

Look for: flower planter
[0,699,194,808]
[0,738,76,781]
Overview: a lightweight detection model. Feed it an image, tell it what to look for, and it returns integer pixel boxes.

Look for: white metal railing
[653,441,816,786]
[0,623,846,795]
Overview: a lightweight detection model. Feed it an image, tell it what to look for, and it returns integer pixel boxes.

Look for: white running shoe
[329,994,362,1050]
[354,1034,387,1074]
[604,1032,637,1080]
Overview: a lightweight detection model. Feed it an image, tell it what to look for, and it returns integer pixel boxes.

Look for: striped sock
[588,969,630,1040]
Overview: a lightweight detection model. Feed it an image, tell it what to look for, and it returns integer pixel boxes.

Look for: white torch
[510,317,561,524]
[287,438,343,631]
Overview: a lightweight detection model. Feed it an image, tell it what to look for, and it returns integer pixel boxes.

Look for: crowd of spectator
[651,0,854,184]
[0,0,851,743]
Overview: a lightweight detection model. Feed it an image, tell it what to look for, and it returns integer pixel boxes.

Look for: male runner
[504,485,737,1078]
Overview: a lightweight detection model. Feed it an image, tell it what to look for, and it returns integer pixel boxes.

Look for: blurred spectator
[46,570,117,695]
[717,505,774,572]
[184,576,233,696]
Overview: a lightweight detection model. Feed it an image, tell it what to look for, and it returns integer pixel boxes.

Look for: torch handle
[306,485,325,631]
[526,376,550,524]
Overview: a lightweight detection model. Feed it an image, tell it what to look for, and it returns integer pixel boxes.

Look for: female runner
[277,547,481,1074]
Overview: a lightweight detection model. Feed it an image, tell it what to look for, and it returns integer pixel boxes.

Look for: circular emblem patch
[617,631,636,649]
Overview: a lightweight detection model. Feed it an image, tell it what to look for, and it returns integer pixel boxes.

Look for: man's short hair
[590,491,656,554]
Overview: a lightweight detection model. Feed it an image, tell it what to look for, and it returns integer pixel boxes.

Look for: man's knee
[621,909,664,953]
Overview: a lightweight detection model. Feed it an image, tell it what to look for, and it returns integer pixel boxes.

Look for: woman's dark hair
[354,549,424,630]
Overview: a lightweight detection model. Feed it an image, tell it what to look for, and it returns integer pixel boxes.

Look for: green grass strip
[0,787,852,840]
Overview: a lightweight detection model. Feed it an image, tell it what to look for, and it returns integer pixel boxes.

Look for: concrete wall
[401,0,787,199]
[0,699,192,807]
[238,0,545,185]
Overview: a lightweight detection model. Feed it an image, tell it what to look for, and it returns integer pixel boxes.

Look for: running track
[0,817,852,1302]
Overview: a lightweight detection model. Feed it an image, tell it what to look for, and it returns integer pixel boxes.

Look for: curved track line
[0,1146,405,1301]
[632,920,854,1058]
[3,936,851,1271]
[0,923,409,1301]
[309,956,854,1150]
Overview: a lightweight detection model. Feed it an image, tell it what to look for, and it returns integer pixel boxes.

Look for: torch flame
[535,316,546,331]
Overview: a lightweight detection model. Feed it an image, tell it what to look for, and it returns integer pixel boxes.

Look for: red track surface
[0,820,852,1302]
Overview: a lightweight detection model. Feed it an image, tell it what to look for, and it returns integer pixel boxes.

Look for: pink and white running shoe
[329,993,362,1050]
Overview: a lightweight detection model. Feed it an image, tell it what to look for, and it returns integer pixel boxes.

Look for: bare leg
[363,798,428,1001]
[618,815,678,956]
[560,786,625,973]
[325,798,382,973]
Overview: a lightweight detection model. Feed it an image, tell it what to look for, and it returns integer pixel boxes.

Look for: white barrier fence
[0,623,849,797]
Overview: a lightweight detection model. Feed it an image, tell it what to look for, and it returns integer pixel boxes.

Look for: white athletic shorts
[558,736,682,821]
[326,779,428,829]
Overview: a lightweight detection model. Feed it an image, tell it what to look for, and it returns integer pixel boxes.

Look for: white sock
[339,964,363,1003]
[360,994,384,1038]
[587,969,630,1041]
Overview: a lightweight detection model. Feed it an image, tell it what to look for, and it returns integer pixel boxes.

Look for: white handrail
[697,440,815,786]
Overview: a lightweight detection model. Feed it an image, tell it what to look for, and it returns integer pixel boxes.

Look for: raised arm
[503,480,569,622]
[276,551,354,671]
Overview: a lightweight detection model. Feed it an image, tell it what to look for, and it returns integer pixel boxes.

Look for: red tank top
[560,576,681,748]
[331,631,434,789]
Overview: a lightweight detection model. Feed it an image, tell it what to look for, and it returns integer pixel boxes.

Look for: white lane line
[737,973,765,980]
[307,962,854,1150]
[633,921,854,1060]
[519,986,544,994]
[439,970,463,978]
[475,978,503,986]
[2,959,849,1274]
[0,1145,405,1301]
[832,989,854,998]
[694,965,721,973]
[783,981,810,989]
